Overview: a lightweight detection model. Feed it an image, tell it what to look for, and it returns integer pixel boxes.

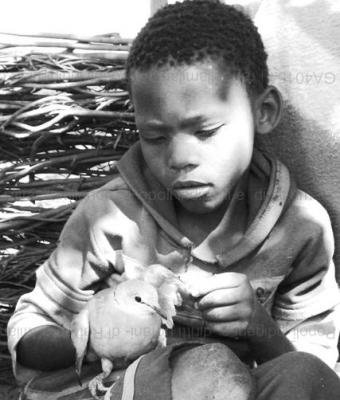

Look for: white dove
[71,279,170,399]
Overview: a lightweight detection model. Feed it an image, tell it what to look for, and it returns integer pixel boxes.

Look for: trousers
[22,343,340,399]
[109,343,340,400]
[253,351,340,400]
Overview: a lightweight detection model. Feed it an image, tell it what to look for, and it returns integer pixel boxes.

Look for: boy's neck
[175,175,249,247]
[175,201,227,245]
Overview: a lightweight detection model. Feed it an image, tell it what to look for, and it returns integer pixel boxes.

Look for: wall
[0,0,151,38]
[253,0,340,282]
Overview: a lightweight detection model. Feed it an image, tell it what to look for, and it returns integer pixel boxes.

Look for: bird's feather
[70,306,90,382]
[121,262,145,281]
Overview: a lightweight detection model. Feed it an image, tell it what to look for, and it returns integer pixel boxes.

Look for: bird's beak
[141,300,167,320]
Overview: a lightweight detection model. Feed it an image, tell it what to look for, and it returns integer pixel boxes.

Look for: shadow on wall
[254,0,340,283]
[257,104,340,282]
[282,0,340,54]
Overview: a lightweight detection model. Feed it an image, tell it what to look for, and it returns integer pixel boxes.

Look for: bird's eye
[135,296,142,303]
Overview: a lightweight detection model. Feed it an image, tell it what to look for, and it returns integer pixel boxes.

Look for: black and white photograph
[1,1,340,399]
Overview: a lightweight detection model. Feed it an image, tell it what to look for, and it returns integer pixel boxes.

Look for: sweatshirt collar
[217,148,295,267]
[117,142,296,268]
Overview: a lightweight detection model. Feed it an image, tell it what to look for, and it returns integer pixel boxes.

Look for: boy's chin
[176,197,225,215]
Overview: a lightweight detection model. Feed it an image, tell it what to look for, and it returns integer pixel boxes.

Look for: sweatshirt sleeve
[7,190,125,382]
[272,198,340,367]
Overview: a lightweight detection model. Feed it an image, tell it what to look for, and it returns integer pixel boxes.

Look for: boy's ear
[254,86,282,134]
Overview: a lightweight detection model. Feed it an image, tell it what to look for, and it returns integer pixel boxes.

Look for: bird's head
[115,279,166,320]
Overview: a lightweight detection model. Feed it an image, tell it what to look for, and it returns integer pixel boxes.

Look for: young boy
[7,0,340,398]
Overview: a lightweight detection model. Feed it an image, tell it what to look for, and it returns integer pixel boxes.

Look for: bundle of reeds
[0,33,137,383]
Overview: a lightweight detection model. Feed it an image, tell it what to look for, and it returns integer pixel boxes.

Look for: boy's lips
[172,180,211,200]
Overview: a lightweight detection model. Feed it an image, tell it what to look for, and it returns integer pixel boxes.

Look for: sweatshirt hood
[117,142,297,268]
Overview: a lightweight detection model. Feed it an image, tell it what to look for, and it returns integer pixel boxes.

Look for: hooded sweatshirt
[7,143,340,382]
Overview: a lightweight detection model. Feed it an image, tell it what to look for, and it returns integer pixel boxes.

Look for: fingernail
[188,286,198,297]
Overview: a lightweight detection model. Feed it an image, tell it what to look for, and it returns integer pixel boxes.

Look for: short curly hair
[126,0,268,95]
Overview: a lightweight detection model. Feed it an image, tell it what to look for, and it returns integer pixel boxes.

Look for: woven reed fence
[0,32,137,384]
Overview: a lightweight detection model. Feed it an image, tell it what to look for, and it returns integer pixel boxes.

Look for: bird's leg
[88,372,108,399]
[88,358,115,399]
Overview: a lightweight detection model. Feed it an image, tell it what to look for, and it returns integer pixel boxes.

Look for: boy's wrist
[245,301,295,363]
[246,299,269,337]
[246,300,284,340]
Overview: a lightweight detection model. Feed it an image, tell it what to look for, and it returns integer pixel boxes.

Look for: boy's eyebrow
[140,115,208,129]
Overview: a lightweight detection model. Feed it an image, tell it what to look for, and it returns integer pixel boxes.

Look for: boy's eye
[139,134,166,144]
[195,123,225,138]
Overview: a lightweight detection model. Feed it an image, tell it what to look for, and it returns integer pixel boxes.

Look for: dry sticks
[0,31,132,51]
[0,34,137,376]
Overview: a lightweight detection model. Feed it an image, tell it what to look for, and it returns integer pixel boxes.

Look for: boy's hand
[190,272,258,337]
[190,273,295,363]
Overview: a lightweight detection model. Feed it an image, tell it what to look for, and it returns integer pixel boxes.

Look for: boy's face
[130,62,255,215]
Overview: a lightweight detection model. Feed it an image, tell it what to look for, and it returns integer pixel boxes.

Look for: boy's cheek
[144,157,170,185]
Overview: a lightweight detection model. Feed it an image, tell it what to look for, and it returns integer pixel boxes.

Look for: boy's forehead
[129,63,252,128]
[129,62,240,104]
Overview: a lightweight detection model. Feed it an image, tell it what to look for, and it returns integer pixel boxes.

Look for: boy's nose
[167,134,199,172]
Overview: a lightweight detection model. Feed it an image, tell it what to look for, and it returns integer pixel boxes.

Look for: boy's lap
[21,342,255,400]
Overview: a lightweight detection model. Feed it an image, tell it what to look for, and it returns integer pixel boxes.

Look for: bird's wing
[142,264,192,329]
[143,264,191,296]
[158,281,184,329]
[121,262,146,280]
[143,264,176,287]
[70,306,90,381]
[157,328,167,349]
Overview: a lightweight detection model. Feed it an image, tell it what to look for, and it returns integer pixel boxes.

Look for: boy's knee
[255,351,340,399]
[260,351,340,390]
[171,343,255,400]
[276,351,332,378]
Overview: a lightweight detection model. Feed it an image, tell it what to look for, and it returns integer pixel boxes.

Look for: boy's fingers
[197,288,242,309]
[205,320,248,337]
[190,272,247,297]
[202,304,248,322]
